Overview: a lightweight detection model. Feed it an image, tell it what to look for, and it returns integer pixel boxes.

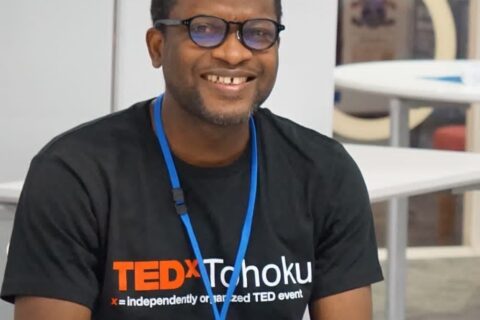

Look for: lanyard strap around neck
[152,95,258,320]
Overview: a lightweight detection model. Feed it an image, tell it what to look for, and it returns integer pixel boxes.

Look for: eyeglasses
[154,15,285,51]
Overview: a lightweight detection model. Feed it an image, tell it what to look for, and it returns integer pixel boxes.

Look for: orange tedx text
[113,260,200,292]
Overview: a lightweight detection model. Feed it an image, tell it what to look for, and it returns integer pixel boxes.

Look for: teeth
[206,75,248,85]
[233,77,243,85]
[222,76,231,84]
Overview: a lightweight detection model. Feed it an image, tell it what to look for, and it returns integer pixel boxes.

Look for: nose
[210,30,253,66]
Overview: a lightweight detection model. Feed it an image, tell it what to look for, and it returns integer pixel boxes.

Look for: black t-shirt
[1,100,383,319]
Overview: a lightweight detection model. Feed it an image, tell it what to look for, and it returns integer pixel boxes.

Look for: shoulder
[22,99,154,223]
[37,99,152,161]
[254,108,353,171]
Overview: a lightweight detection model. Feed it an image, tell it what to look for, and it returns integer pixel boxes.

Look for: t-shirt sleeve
[310,143,383,301]
[1,154,100,309]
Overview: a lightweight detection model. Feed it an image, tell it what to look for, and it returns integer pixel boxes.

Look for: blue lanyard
[152,95,258,320]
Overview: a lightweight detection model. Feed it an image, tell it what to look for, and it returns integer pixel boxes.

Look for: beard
[165,82,271,127]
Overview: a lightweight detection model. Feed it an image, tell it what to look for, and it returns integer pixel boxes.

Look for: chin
[198,108,253,127]
[175,88,262,126]
[195,96,258,127]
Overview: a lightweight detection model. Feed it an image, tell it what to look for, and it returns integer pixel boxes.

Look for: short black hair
[150,0,283,23]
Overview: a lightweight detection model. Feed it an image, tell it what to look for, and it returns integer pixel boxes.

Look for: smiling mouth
[203,74,255,86]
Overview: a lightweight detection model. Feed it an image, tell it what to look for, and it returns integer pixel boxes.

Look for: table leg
[386,197,408,320]
[389,98,409,147]
[386,98,410,320]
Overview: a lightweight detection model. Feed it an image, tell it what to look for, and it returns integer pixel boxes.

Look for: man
[1,0,383,319]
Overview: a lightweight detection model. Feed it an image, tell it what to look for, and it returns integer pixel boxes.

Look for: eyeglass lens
[189,16,227,48]
[242,19,277,50]
[189,16,278,50]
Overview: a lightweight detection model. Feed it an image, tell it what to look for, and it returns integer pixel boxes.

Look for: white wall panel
[113,0,165,109]
[0,3,114,315]
[271,0,338,135]
[0,0,115,182]
[114,0,338,136]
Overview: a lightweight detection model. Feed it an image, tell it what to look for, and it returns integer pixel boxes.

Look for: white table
[2,145,480,320]
[0,182,23,205]
[335,60,480,147]
[335,60,480,320]
[346,144,480,202]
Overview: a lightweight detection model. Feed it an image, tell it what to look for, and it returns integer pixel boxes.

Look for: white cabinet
[0,206,15,319]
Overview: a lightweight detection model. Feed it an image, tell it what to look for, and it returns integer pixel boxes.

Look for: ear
[146,27,164,69]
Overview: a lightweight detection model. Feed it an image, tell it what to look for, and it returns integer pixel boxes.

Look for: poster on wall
[341,0,413,63]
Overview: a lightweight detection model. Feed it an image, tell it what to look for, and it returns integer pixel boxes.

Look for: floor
[373,257,480,320]
[369,188,478,319]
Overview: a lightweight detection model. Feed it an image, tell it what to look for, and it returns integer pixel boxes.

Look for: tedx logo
[113,260,200,292]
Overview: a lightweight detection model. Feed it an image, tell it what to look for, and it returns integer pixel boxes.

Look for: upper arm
[309,286,373,320]
[15,297,91,320]
[1,155,100,309]
[310,144,383,299]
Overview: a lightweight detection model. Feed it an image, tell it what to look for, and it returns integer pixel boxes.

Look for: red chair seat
[433,125,466,151]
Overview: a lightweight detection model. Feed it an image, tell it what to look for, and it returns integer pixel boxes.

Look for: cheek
[259,54,279,89]
[163,46,202,86]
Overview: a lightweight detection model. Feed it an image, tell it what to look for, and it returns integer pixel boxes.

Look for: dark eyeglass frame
[154,15,286,51]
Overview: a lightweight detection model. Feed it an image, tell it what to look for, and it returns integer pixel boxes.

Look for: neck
[152,94,250,167]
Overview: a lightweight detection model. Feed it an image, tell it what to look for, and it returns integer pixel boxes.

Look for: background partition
[466,0,480,252]
[0,1,115,318]
[0,0,115,182]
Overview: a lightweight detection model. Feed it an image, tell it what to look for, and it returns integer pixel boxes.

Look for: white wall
[114,0,338,136]
[273,0,338,134]
[0,2,114,317]
[0,0,115,182]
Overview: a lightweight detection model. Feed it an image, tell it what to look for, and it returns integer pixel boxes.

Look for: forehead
[169,0,277,21]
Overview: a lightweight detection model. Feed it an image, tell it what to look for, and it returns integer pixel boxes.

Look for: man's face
[149,0,280,126]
